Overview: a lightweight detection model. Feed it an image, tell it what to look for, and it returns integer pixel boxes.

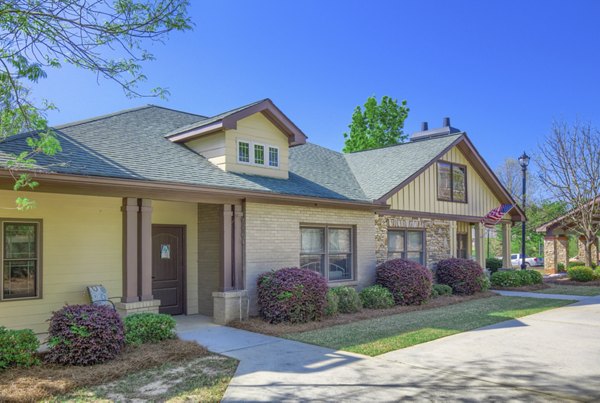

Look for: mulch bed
[0,339,208,403]
[544,277,600,286]
[228,291,497,337]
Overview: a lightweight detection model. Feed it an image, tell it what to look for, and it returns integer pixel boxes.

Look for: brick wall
[244,202,376,314]
[197,204,221,315]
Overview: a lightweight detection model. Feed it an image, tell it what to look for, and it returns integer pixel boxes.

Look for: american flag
[481,204,513,227]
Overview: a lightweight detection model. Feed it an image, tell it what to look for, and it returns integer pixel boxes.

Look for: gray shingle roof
[0,105,370,202]
[344,133,463,200]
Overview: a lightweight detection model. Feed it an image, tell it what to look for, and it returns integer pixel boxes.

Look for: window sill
[0,295,41,302]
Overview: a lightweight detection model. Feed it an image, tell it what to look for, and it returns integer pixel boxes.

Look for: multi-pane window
[437,161,467,202]
[237,140,279,168]
[254,144,265,165]
[300,226,353,281]
[387,229,425,265]
[269,147,279,167]
[238,141,250,163]
[2,221,40,300]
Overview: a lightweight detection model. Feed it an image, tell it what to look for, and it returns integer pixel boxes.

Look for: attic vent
[411,117,461,141]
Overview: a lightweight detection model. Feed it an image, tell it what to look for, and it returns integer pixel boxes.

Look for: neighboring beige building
[0,99,523,333]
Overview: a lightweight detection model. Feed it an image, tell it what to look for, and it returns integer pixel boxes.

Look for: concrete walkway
[494,289,590,300]
[177,295,600,402]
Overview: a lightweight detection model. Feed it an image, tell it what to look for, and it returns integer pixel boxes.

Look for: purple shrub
[45,304,124,366]
[436,258,485,295]
[376,259,432,305]
[257,267,328,323]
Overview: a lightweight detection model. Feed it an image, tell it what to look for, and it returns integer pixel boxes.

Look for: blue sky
[34,0,600,169]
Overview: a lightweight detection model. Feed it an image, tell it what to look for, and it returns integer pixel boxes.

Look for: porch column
[220,204,234,291]
[138,199,153,301]
[501,222,512,268]
[544,235,557,274]
[556,235,569,269]
[233,204,244,290]
[474,222,485,268]
[121,198,139,303]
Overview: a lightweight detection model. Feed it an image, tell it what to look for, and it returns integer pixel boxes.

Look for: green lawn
[534,284,600,296]
[286,296,573,356]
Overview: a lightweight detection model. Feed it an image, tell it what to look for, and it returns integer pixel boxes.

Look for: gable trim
[376,134,525,222]
[166,99,307,146]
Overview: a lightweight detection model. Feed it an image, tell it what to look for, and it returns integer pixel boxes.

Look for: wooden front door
[152,225,185,315]
[457,233,468,259]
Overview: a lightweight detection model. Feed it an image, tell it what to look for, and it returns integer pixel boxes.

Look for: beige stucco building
[0,99,523,333]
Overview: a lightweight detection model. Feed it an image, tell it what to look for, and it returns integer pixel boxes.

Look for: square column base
[212,290,248,325]
[115,299,161,317]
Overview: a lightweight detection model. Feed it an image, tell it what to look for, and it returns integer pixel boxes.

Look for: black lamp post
[518,151,530,270]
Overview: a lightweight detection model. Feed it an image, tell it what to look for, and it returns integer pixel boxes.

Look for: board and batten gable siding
[0,190,122,334]
[197,204,221,316]
[386,145,501,217]
[244,202,376,314]
[152,200,199,315]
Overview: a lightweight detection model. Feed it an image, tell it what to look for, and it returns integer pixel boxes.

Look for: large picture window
[300,226,354,281]
[2,221,41,300]
[437,161,467,202]
[387,229,425,265]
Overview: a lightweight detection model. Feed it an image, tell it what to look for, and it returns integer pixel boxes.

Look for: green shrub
[567,266,595,282]
[557,262,566,273]
[359,285,394,309]
[593,268,600,281]
[324,289,339,316]
[568,261,585,269]
[478,275,491,291]
[525,270,544,285]
[123,313,176,346]
[430,284,453,298]
[491,271,522,287]
[486,257,503,274]
[0,327,40,370]
[331,287,362,313]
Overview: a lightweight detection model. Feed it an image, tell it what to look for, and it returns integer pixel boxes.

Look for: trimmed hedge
[0,327,40,370]
[567,266,595,282]
[430,284,453,298]
[436,258,486,295]
[324,290,339,316]
[123,313,176,346]
[486,257,503,274]
[331,287,362,313]
[557,262,566,273]
[490,270,543,287]
[376,259,432,305]
[568,261,585,269]
[45,304,124,366]
[257,267,328,323]
[359,285,394,309]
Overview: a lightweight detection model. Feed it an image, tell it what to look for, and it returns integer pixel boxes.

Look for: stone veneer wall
[376,214,453,269]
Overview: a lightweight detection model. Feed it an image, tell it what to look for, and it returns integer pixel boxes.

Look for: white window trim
[300,224,355,282]
[237,139,280,169]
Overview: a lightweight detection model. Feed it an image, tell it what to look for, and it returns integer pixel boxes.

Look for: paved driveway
[178,295,600,402]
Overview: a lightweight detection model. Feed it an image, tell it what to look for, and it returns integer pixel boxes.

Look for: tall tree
[0,0,191,209]
[342,95,409,153]
[537,121,600,266]
[495,157,540,205]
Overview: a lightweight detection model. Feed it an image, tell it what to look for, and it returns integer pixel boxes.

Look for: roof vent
[410,117,461,142]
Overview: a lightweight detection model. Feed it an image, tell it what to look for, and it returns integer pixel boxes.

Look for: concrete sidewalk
[177,296,600,402]
[494,289,590,300]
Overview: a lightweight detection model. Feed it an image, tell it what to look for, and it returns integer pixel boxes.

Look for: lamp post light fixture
[518,151,530,270]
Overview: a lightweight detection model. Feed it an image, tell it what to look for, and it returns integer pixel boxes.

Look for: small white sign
[161,244,170,259]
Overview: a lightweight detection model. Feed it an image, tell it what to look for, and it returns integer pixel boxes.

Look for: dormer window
[237,140,279,168]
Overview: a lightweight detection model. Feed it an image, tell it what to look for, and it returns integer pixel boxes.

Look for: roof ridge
[145,104,208,119]
[207,98,269,119]
[346,132,464,155]
[54,105,156,130]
